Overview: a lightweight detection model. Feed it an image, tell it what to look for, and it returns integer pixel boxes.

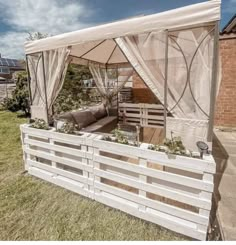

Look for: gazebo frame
[21,1,221,240]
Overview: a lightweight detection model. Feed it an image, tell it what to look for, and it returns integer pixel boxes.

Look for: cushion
[58,112,76,124]
[89,104,107,120]
[82,116,117,133]
[71,110,97,128]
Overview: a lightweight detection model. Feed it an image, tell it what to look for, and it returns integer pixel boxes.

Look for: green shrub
[2,71,30,116]
[2,97,19,112]
[53,64,93,114]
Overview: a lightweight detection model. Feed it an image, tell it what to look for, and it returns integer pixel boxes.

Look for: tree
[53,64,93,114]
[2,32,49,116]
[26,32,49,41]
[3,71,30,115]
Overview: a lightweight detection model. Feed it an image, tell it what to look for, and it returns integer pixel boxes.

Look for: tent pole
[26,55,32,106]
[116,66,119,115]
[164,30,169,138]
[41,52,49,125]
[207,21,219,142]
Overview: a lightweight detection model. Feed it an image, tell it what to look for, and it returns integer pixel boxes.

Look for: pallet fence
[20,124,215,240]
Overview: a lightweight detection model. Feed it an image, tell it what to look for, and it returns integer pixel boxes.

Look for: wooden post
[20,130,29,171]
[139,143,149,212]
[49,138,57,178]
[81,144,89,191]
[198,172,213,238]
[92,135,103,197]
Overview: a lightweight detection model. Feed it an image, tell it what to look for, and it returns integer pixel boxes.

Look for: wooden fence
[20,124,215,240]
[119,103,164,128]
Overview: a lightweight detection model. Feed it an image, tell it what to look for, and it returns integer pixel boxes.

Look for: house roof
[0,56,24,75]
[0,57,22,68]
[221,14,236,34]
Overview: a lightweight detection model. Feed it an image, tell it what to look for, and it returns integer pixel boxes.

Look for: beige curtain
[116,27,215,120]
[28,47,71,122]
[89,64,133,107]
[116,27,218,150]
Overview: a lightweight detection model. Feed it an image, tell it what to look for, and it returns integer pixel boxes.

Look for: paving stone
[217,174,236,198]
[223,227,236,241]
[213,131,236,240]
[220,145,236,156]
[217,197,236,227]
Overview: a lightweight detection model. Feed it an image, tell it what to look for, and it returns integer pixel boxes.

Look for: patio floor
[212,130,236,240]
[143,127,164,145]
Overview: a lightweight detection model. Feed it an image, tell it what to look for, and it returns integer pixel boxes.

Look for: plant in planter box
[30,118,49,130]
[103,128,139,146]
[148,132,193,158]
[56,122,79,134]
[112,128,129,145]
[163,136,187,155]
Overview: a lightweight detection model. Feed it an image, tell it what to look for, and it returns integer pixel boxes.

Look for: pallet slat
[94,155,213,192]
[95,193,206,240]
[25,138,92,159]
[94,169,211,209]
[95,181,208,225]
[28,159,93,185]
[93,139,216,174]
[24,147,93,173]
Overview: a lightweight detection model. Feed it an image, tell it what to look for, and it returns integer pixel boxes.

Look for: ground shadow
[208,132,229,240]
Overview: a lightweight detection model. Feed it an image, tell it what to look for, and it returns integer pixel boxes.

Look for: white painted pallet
[119,103,164,128]
[20,124,216,240]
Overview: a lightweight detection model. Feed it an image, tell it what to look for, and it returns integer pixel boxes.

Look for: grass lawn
[0,110,187,241]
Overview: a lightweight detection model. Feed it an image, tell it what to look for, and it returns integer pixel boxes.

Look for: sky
[0,0,235,59]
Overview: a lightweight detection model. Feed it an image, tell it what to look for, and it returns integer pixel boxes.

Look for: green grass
[0,111,187,241]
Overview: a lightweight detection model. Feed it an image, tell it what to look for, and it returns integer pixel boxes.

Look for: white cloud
[0,0,92,58]
[0,32,28,58]
[223,0,236,13]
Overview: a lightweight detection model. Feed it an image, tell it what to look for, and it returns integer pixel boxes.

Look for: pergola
[25,0,221,151]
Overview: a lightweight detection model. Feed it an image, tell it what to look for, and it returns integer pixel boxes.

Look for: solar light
[196,141,209,159]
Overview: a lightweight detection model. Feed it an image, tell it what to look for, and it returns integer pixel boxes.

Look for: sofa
[56,104,117,133]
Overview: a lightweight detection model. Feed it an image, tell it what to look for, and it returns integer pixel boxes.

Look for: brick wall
[132,72,159,104]
[214,36,236,127]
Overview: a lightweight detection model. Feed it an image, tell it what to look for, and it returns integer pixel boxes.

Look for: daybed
[56,104,117,133]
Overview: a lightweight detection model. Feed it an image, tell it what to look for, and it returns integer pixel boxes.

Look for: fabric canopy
[25,0,221,150]
[25,0,221,56]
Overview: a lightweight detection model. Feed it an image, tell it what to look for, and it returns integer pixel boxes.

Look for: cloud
[0,0,92,58]
[0,32,28,58]
[223,0,236,13]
